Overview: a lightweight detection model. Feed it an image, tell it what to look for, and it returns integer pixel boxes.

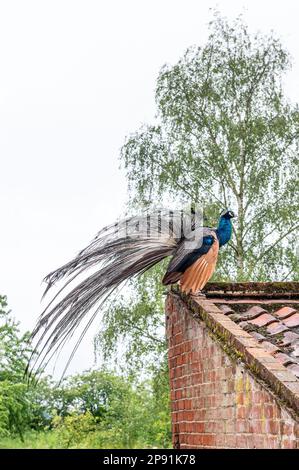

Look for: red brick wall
[166,294,299,449]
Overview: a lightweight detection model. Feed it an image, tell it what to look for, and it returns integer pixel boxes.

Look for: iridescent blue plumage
[216,211,234,247]
[162,209,235,285]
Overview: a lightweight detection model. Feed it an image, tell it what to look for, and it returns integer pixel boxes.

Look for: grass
[0,430,67,449]
[0,430,171,449]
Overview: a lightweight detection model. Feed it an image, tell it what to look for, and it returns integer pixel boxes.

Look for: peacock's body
[29,208,235,374]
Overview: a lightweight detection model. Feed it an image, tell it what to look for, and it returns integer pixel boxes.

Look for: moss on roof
[203,281,299,297]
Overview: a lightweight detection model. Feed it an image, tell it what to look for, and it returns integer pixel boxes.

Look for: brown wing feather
[179,238,219,294]
[162,227,217,285]
[162,271,182,284]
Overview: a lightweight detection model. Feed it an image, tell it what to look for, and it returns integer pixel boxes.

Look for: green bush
[0,297,171,448]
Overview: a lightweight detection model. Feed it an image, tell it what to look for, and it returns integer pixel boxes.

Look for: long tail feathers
[28,210,185,379]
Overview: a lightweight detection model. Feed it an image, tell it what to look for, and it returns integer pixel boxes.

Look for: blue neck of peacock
[216,217,233,247]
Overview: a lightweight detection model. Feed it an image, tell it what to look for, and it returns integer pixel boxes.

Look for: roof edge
[203,282,299,298]
[169,290,299,418]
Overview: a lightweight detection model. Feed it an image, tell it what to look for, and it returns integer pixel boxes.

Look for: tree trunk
[236,194,245,280]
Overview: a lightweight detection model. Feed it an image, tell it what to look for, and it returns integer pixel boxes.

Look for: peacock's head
[220,209,235,219]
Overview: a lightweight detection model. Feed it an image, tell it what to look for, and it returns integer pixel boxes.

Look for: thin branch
[281,268,295,281]
[181,79,239,196]
[258,224,299,261]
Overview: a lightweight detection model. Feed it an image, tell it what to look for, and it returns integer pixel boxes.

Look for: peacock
[29,208,235,375]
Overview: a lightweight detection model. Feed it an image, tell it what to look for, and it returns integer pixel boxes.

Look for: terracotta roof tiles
[203,282,299,380]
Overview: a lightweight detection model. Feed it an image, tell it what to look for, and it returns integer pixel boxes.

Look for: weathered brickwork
[166,293,299,449]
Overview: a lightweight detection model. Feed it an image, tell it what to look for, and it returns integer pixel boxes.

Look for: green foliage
[121,12,299,281]
[26,377,57,430]
[148,360,172,448]
[0,352,171,448]
[0,295,171,448]
[48,369,171,449]
[0,296,32,439]
[52,411,97,448]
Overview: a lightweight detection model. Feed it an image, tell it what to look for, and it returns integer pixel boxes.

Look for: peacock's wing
[162,227,217,285]
[179,235,219,294]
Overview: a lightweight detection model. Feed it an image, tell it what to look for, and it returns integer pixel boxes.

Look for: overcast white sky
[1,0,299,376]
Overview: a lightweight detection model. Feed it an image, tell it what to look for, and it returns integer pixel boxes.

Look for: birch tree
[122,14,299,281]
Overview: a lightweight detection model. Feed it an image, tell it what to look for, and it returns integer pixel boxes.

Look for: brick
[236,419,248,433]
[245,435,254,448]
[201,434,216,446]
[228,379,235,393]
[184,399,192,410]
[236,392,244,405]
[178,400,184,410]
[237,406,246,419]
[286,363,299,378]
[281,438,296,449]
[283,381,299,394]
[215,434,225,446]
[253,391,264,402]
[225,420,235,433]
[167,292,299,449]
[175,332,184,344]
[272,370,298,383]
[281,422,293,436]
[194,422,204,433]
[252,434,266,448]
[214,420,225,433]
[204,396,212,408]
[266,420,279,434]
[246,347,274,359]
[222,406,234,419]
[225,434,237,448]
[261,341,280,354]
[236,434,247,448]
[251,404,262,419]
[205,421,216,433]
[264,404,274,419]
[259,359,286,371]
[192,434,203,446]
[273,406,281,420]
[274,352,293,365]
[185,411,194,421]
[229,326,254,338]
[266,436,279,449]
